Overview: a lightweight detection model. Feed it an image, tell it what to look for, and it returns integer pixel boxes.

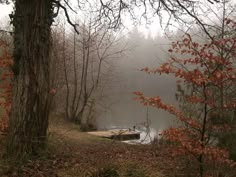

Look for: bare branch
[175,0,214,40]
[53,0,79,34]
[63,0,77,14]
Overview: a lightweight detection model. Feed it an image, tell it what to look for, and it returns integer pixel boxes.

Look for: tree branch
[175,0,214,40]
[53,0,79,34]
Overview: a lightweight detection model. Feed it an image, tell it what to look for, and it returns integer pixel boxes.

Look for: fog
[0,4,180,134]
[96,29,178,133]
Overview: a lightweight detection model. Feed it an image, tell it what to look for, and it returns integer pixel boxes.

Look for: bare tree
[0,0,221,159]
[59,17,127,128]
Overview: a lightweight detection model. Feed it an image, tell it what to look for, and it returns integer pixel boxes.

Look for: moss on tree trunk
[7,0,53,159]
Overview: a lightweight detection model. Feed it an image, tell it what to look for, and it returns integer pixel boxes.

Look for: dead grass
[48,113,167,177]
[0,112,235,176]
[0,113,178,177]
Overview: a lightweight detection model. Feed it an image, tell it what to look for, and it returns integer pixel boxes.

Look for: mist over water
[97,31,178,133]
[97,74,177,131]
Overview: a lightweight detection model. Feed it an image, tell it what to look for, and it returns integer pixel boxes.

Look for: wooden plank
[88,129,141,141]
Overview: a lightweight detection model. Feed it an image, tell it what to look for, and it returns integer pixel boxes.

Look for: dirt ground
[0,114,198,177]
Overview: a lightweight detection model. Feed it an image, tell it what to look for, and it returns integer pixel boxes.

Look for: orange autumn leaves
[135,19,236,171]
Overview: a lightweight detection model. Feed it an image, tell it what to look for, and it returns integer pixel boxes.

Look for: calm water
[97,63,178,135]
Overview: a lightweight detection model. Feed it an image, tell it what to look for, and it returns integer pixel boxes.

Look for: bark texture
[7,0,53,159]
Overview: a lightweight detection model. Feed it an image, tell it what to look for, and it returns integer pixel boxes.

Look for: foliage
[2,0,225,162]
[0,40,12,133]
[135,19,236,177]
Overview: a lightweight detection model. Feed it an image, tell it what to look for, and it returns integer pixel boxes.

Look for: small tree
[58,18,126,126]
[135,19,236,177]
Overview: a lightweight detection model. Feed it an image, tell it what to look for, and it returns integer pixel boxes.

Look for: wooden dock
[87,129,141,141]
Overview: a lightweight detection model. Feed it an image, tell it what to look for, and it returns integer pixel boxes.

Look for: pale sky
[0,1,162,37]
[1,1,234,37]
[0,3,12,19]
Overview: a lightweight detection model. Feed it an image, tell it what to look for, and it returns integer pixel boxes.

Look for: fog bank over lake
[97,33,178,132]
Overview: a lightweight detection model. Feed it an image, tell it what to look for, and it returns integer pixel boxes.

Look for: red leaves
[159,63,172,74]
[0,40,13,133]
[225,18,236,28]
[134,91,202,130]
[141,67,149,72]
[186,95,204,104]
[135,19,236,175]
[226,18,231,25]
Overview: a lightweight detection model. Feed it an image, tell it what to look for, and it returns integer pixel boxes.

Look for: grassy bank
[0,113,188,177]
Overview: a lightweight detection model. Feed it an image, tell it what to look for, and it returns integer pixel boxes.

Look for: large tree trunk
[7,0,53,159]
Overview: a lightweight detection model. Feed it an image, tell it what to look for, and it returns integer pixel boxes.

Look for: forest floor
[0,113,187,177]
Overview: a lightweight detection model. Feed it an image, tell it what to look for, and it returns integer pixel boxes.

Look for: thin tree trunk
[62,21,71,121]
[199,84,208,177]
[7,0,53,159]
[71,29,79,119]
